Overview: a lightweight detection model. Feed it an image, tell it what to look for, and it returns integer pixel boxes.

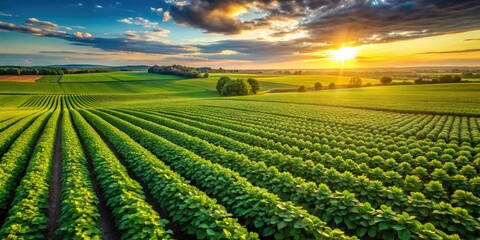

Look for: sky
[0,0,479,69]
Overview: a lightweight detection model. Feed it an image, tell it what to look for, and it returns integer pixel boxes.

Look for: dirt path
[46,114,63,239]
[56,75,62,84]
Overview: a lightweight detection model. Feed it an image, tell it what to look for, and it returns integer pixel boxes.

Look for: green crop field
[0,71,479,240]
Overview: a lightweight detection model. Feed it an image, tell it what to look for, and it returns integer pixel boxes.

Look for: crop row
[115,108,480,238]
[70,109,174,239]
[99,108,463,239]
[80,109,352,240]
[54,109,102,239]
[0,108,60,238]
[72,108,259,239]
[160,109,479,198]
[177,108,480,189]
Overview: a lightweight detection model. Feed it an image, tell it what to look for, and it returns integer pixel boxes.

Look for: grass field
[0,71,479,239]
[0,71,406,95]
[36,75,60,83]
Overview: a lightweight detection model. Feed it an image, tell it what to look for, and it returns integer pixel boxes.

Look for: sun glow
[330,47,357,61]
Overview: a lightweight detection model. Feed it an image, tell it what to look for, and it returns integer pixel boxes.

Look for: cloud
[150,7,163,14]
[39,51,109,56]
[25,18,59,29]
[163,11,171,22]
[195,39,325,61]
[117,17,158,28]
[124,29,170,42]
[0,12,13,17]
[73,31,93,39]
[420,48,480,54]
[169,1,254,34]
[166,0,189,7]
[0,20,193,55]
[150,28,170,36]
[73,25,86,29]
[95,5,103,8]
[168,0,480,44]
[117,18,133,24]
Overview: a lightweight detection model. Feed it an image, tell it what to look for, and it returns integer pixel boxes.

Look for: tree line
[0,67,66,75]
[414,75,462,84]
[148,65,205,78]
[0,66,120,75]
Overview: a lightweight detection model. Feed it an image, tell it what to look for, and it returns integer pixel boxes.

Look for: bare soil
[0,75,43,82]
[46,114,63,239]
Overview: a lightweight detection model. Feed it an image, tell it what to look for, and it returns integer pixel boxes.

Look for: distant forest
[148,65,239,78]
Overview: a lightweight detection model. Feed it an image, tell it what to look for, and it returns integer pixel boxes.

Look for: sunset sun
[330,47,358,61]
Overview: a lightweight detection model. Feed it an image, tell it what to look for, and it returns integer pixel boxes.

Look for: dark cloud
[0,21,194,55]
[38,51,111,56]
[420,48,480,54]
[304,0,480,44]
[167,0,480,44]
[195,39,326,61]
[169,1,254,34]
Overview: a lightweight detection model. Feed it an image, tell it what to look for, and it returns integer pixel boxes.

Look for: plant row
[75,109,258,239]
[103,109,463,239]
[118,109,480,237]
[0,110,60,239]
[70,109,174,240]
[81,109,352,240]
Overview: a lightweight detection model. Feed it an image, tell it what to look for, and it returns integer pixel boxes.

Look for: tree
[297,86,306,92]
[438,75,453,83]
[453,75,462,82]
[314,82,322,91]
[216,76,232,92]
[349,77,362,87]
[220,79,252,96]
[203,73,209,78]
[380,76,393,85]
[216,77,257,96]
[247,78,260,94]
[328,82,336,89]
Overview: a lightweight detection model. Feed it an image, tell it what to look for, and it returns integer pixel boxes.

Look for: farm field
[231,83,480,116]
[0,75,43,82]
[0,71,426,95]
[0,73,479,239]
[1,0,480,238]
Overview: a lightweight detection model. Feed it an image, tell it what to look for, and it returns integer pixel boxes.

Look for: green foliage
[70,109,174,240]
[0,66,65,75]
[0,110,60,239]
[217,77,259,96]
[84,109,343,240]
[148,64,202,78]
[79,109,258,239]
[348,77,362,87]
[247,78,260,94]
[380,77,393,85]
[0,112,51,215]
[54,110,102,239]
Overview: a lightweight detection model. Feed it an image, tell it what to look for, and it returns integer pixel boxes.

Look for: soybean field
[0,72,479,240]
